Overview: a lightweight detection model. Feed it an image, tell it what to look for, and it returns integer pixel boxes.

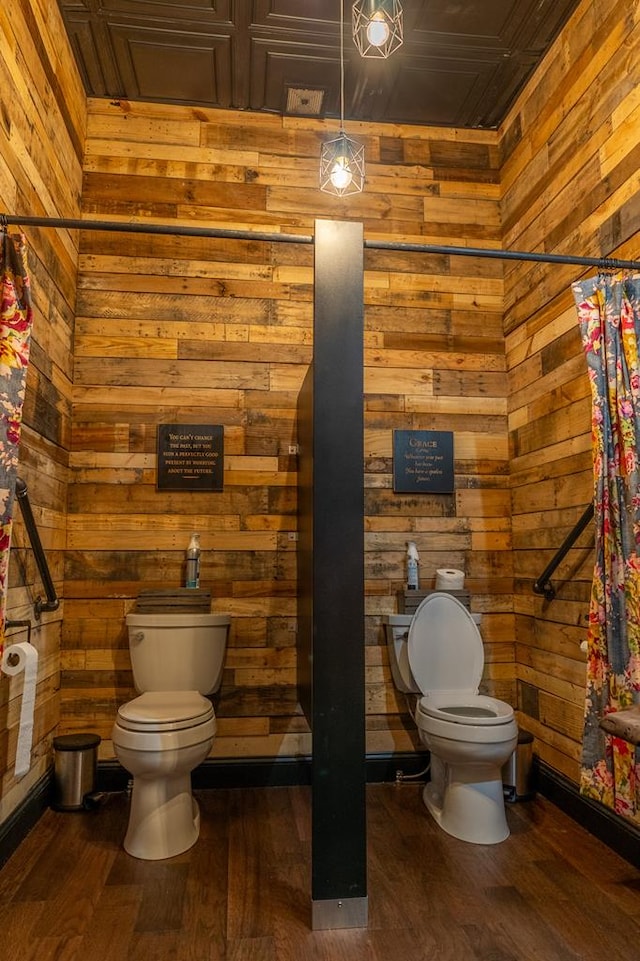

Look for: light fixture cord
[339,0,345,130]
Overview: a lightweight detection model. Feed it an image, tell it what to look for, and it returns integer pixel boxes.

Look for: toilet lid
[408,592,483,694]
[117,691,214,732]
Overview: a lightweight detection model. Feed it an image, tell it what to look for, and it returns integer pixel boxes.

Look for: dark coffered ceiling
[58,0,581,129]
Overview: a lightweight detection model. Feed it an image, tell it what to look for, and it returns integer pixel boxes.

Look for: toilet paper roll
[435,568,465,591]
[1,642,38,777]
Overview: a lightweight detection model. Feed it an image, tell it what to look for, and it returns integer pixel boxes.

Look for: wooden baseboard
[96,752,429,793]
[537,760,640,868]
[0,772,52,869]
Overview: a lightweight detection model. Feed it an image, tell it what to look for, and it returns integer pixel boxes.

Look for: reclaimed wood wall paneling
[4,0,638,813]
[0,0,85,819]
[66,98,510,760]
[501,0,640,783]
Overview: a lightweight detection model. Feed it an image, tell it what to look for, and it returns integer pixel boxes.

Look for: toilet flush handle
[131,631,145,643]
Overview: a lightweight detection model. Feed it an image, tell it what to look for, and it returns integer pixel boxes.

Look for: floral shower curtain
[573,271,640,822]
[0,230,33,657]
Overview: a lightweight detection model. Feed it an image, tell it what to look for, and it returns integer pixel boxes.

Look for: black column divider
[298,219,367,930]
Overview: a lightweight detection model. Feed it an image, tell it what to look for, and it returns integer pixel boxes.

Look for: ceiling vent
[285,87,326,117]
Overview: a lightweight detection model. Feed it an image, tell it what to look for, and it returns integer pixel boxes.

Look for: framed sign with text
[393,430,454,494]
[157,424,224,491]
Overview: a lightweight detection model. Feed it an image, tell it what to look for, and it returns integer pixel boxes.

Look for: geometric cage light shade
[319,132,365,197]
[319,0,366,196]
[352,0,403,59]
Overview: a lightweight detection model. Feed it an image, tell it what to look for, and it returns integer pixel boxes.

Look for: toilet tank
[125,613,230,694]
[382,614,420,693]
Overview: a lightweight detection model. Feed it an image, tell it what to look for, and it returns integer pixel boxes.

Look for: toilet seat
[418,692,514,726]
[408,592,483,694]
[415,692,516,744]
[117,691,214,732]
[113,692,216,753]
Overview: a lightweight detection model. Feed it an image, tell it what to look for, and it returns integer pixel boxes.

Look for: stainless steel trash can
[502,730,535,802]
[52,733,101,810]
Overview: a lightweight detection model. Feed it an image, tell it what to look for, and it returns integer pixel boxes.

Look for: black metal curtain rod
[2,212,640,270]
[364,239,640,271]
[0,213,314,246]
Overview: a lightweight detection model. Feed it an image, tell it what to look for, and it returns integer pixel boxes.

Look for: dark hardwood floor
[1,783,640,960]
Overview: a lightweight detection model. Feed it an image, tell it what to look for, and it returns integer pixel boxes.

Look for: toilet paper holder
[5,618,32,648]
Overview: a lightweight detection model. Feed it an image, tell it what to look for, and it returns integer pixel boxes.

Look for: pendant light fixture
[352,0,403,59]
[319,0,365,196]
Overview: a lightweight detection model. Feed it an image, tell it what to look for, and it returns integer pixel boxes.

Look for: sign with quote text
[393,430,454,494]
[157,424,224,491]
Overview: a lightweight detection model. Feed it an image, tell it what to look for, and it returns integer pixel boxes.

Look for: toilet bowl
[385,592,518,844]
[112,610,230,860]
[113,692,216,859]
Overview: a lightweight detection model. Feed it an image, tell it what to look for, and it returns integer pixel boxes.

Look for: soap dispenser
[185,533,201,589]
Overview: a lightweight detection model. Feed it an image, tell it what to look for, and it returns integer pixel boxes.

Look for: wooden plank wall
[0,0,85,820]
[501,0,640,783]
[6,0,633,822]
[65,99,512,761]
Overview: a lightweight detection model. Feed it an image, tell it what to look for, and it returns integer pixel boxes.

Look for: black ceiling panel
[57,0,581,128]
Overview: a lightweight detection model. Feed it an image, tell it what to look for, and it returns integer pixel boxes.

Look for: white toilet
[112,611,230,860]
[384,592,518,844]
